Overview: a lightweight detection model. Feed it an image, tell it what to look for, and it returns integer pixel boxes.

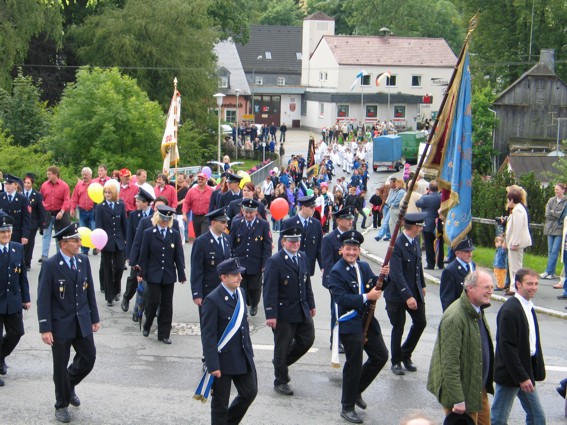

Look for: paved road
[2,130,566,424]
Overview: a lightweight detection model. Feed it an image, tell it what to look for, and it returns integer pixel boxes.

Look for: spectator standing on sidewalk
[540,183,567,280]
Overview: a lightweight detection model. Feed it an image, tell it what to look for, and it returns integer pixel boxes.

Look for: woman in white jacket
[505,187,532,294]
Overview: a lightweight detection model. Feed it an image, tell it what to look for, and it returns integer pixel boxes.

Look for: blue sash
[193,287,245,403]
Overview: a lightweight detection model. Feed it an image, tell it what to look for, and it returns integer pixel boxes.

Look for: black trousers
[51,332,96,408]
[100,250,125,302]
[272,318,315,386]
[371,210,382,229]
[240,274,262,308]
[24,227,39,267]
[192,214,208,238]
[386,301,426,365]
[340,326,388,410]
[211,367,258,425]
[123,268,138,302]
[144,282,174,340]
[423,231,444,268]
[0,312,25,360]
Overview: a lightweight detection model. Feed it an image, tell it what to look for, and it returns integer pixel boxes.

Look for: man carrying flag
[161,79,181,173]
[195,257,257,424]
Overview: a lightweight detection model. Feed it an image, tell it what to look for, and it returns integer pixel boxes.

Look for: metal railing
[250,156,283,186]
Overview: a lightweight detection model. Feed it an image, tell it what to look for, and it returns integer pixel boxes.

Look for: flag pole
[362,14,478,341]
[173,77,179,191]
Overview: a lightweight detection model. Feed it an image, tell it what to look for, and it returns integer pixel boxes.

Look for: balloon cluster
[237,170,251,189]
[78,227,108,250]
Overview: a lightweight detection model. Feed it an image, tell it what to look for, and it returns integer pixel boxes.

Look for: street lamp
[251,55,263,118]
[213,93,225,174]
[235,88,241,160]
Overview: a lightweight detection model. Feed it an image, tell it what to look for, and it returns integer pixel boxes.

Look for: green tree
[177,117,218,166]
[68,0,218,117]
[471,83,498,175]
[0,69,50,147]
[259,0,306,26]
[45,67,165,174]
[0,0,62,89]
[207,0,254,43]
[341,0,464,52]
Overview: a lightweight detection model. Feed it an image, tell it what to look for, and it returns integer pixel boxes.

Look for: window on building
[277,77,285,86]
[411,75,422,87]
[386,75,397,87]
[255,76,263,85]
[219,76,228,88]
[320,103,324,115]
[394,105,406,118]
[337,105,349,118]
[319,72,328,82]
[296,52,302,60]
[225,109,236,123]
[366,105,377,118]
[265,51,272,60]
[361,74,371,86]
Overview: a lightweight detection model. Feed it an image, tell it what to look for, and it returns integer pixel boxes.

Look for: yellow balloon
[238,171,251,189]
[87,182,104,203]
[77,227,95,249]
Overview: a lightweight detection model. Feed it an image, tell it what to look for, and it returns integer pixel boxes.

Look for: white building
[300,12,457,131]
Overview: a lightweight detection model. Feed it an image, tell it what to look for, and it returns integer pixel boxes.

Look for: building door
[253,95,280,126]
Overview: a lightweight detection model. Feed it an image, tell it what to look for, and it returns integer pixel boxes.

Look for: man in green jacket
[427,270,494,425]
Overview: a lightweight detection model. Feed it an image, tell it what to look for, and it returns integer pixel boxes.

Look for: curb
[359,249,567,320]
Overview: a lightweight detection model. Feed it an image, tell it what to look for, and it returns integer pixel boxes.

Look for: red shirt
[154,184,178,209]
[93,176,111,186]
[71,180,95,211]
[120,183,139,213]
[182,185,213,215]
[41,178,71,212]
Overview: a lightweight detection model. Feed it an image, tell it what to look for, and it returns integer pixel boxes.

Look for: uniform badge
[284,255,288,260]
[210,239,214,243]
[283,279,288,286]
[211,261,215,266]
[405,243,409,247]
[260,236,263,241]
[366,284,370,289]
[171,243,175,248]
[237,238,240,243]
[83,282,88,291]
[224,296,229,301]
[59,261,64,266]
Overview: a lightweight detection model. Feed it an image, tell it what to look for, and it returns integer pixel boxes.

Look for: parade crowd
[0,130,558,424]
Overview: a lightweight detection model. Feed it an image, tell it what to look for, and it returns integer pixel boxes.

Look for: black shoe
[0,358,6,375]
[374,236,381,241]
[121,298,129,312]
[160,338,172,345]
[69,391,80,407]
[26,266,31,272]
[391,363,405,375]
[402,359,417,372]
[274,383,294,395]
[142,329,149,337]
[0,378,4,386]
[106,300,114,307]
[55,407,71,423]
[250,306,258,316]
[114,294,121,302]
[132,313,139,323]
[557,295,567,300]
[38,256,47,264]
[341,409,363,424]
[338,343,345,354]
[557,385,566,399]
[424,266,435,270]
[355,395,367,410]
[383,238,390,241]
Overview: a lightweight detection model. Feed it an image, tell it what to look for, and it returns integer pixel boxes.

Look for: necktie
[247,222,252,230]
[70,257,76,272]
[26,192,30,199]
[465,263,470,273]
[8,195,13,203]
[162,229,166,239]
[109,202,114,210]
[292,256,298,266]
[217,236,223,250]
[303,220,308,230]
[1,247,7,256]
[232,292,238,302]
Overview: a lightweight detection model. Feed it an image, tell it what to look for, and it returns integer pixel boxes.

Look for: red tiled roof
[323,35,457,68]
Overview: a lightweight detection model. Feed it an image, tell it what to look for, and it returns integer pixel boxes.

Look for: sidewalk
[358,226,567,320]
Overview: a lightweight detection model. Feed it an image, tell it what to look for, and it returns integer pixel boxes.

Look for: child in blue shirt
[493,235,508,290]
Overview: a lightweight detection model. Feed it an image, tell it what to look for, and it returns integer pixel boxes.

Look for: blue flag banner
[436,52,473,249]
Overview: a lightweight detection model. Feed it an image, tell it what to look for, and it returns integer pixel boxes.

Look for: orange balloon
[270,198,289,220]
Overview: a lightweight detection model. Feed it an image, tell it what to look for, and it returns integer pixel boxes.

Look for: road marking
[546,365,567,373]
[253,344,318,353]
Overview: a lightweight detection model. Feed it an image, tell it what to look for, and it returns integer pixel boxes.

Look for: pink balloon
[130,174,138,184]
[91,228,108,250]
[202,166,212,178]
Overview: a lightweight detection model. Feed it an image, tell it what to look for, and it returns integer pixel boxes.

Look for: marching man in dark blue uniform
[218,173,243,210]
[191,208,232,307]
[195,257,257,425]
[230,199,272,316]
[0,213,31,387]
[22,173,45,271]
[322,206,355,352]
[328,230,389,424]
[439,237,476,311]
[138,205,186,344]
[263,226,316,396]
[0,174,31,245]
[385,212,427,376]
[37,222,100,423]
[279,195,323,277]
[122,188,154,315]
